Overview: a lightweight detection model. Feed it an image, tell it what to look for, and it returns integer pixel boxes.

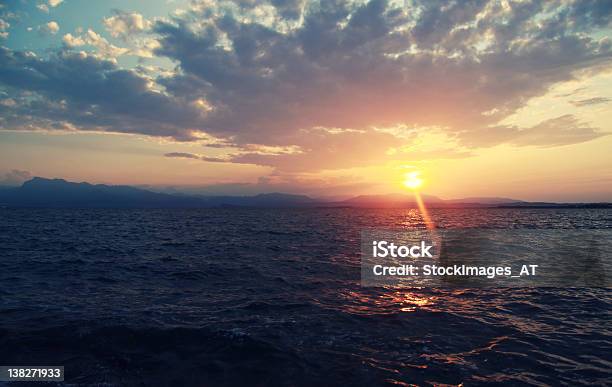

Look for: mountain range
[0,177,609,208]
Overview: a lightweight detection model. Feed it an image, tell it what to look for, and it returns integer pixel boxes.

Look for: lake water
[0,208,610,386]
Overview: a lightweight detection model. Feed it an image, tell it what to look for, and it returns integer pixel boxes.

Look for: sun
[403,171,423,190]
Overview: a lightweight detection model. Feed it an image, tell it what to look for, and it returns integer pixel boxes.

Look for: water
[0,208,610,386]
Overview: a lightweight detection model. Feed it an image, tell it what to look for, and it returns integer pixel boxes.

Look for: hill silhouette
[0,178,609,208]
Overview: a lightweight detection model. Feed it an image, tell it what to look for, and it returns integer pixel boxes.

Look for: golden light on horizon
[402,170,435,229]
[403,171,423,190]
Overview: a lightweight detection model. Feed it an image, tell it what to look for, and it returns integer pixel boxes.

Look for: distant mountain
[334,193,444,208]
[0,177,609,208]
[446,197,524,205]
[331,194,523,208]
[326,194,610,208]
[0,178,320,208]
[201,192,319,207]
[0,177,206,208]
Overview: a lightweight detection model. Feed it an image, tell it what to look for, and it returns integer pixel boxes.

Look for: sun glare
[403,171,423,190]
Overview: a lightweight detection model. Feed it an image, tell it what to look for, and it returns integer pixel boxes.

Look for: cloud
[270,0,306,19]
[460,115,608,148]
[81,29,128,58]
[38,21,59,35]
[2,0,612,173]
[152,0,611,146]
[128,38,161,58]
[166,127,407,171]
[0,47,208,140]
[509,115,608,147]
[37,0,62,12]
[62,28,159,59]
[0,169,31,186]
[555,87,587,98]
[62,29,129,59]
[570,97,611,106]
[62,33,85,47]
[103,10,151,40]
[164,152,229,163]
[0,18,8,39]
[223,128,399,171]
[164,152,201,159]
[201,156,227,162]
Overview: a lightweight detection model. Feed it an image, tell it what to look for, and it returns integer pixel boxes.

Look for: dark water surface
[0,208,610,386]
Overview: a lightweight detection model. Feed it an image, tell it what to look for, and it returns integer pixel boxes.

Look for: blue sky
[2,0,182,68]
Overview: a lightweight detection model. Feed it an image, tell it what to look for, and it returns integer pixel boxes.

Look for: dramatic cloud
[1,0,611,173]
[0,48,208,140]
[152,0,612,150]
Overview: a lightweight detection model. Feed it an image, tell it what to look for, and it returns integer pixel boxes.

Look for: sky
[0,0,611,201]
